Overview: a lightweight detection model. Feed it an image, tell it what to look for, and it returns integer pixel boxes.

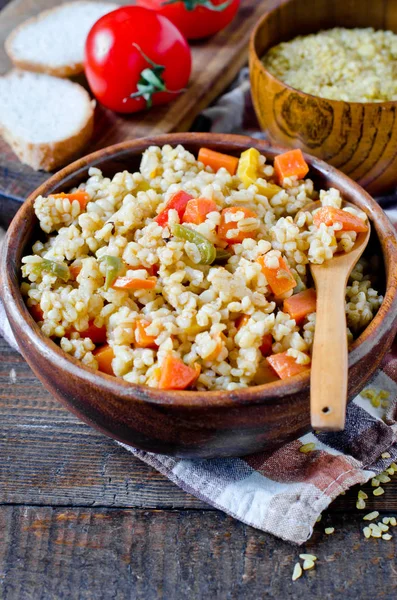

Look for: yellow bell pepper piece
[238,148,260,187]
[258,182,283,199]
[238,148,283,198]
[184,322,207,336]
[136,180,151,192]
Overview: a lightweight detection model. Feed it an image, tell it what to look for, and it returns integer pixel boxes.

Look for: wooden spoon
[308,202,371,431]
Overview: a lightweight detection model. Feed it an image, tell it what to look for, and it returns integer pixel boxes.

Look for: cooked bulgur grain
[20,144,381,391]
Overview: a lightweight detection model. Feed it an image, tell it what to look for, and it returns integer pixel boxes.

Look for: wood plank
[0,336,207,509]
[2,336,397,512]
[0,0,278,203]
[1,506,397,600]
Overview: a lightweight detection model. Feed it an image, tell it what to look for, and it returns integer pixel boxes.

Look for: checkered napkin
[1,73,397,545]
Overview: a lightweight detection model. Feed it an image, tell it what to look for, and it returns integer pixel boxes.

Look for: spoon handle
[310,272,348,430]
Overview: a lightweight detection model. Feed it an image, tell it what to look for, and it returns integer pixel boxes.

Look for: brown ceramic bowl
[1,133,397,458]
[250,0,397,196]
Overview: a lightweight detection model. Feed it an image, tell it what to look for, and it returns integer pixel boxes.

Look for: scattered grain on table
[299,442,316,454]
[292,562,303,581]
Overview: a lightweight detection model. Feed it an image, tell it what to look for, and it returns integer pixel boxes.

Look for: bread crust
[5,1,117,78]
[0,109,94,171]
[4,56,83,79]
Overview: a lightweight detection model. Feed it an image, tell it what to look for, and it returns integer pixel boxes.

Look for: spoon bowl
[308,201,371,430]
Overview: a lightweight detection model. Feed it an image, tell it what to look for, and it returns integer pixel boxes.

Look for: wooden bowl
[250,0,397,197]
[1,133,397,458]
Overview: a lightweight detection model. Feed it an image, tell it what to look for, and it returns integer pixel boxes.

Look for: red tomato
[85,6,191,113]
[137,0,240,40]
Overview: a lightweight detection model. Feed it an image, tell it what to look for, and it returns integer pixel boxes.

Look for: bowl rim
[250,2,397,109]
[2,132,397,409]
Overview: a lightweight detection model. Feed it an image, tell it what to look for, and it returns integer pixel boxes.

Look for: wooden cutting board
[0,0,276,205]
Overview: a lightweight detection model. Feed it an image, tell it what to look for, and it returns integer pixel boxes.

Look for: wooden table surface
[1,335,397,600]
[1,0,397,598]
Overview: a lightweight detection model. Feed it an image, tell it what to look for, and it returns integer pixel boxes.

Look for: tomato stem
[162,0,232,11]
[128,43,184,109]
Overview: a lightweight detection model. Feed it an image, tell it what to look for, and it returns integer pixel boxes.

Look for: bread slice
[5,1,119,78]
[0,70,95,171]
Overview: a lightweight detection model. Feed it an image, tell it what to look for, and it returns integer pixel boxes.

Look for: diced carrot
[158,354,201,390]
[259,333,273,356]
[146,264,159,276]
[182,198,218,225]
[80,320,107,344]
[134,320,158,349]
[313,206,368,233]
[155,191,193,227]
[112,276,157,290]
[50,191,90,209]
[218,206,258,244]
[274,149,309,184]
[253,361,280,385]
[283,288,317,324]
[65,319,107,344]
[93,344,115,376]
[257,255,296,297]
[29,304,44,322]
[236,314,250,329]
[267,352,310,379]
[198,148,239,176]
[69,265,82,279]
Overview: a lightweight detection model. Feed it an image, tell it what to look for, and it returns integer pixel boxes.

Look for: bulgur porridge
[20,144,382,391]
[262,27,397,103]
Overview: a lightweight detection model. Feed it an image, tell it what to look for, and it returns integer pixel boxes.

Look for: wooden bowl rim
[250,6,397,109]
[2,132,397,409]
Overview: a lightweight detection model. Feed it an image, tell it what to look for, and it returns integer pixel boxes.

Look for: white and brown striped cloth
[1,72,397,545]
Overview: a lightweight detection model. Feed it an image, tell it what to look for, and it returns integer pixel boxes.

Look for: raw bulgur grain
[292,562,303,581]
[363,511,379,521]
[303,559,315,571]
[299,554,317,562]
[363,527,371,539]
[299,442,316,454]
[263,27,397,103]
